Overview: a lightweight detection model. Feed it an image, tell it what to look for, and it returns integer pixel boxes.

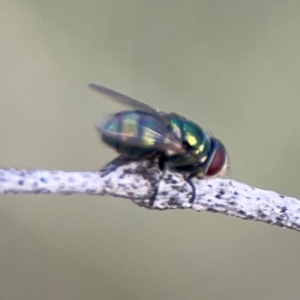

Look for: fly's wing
[97,113,185,155]
[89,83,165,115]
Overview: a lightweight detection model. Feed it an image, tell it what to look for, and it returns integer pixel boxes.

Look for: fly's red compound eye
[206,141,227,177]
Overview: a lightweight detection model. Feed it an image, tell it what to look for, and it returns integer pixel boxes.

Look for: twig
[0,158,299,231]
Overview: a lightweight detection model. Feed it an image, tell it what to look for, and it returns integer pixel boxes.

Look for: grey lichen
[1,158,300,231]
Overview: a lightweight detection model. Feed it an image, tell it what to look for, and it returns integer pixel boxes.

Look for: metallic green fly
[89,83,228,205]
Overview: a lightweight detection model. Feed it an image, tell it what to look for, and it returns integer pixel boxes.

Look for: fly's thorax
[167,115,212,166]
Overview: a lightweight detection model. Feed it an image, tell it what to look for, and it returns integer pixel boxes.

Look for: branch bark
[1,158,299,231]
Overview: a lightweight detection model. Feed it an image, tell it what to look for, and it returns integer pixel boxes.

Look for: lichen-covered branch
[1,158,300,231]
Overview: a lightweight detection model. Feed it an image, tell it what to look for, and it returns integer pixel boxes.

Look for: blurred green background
[1,0,300,299]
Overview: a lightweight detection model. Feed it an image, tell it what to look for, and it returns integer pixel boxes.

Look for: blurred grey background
[1,0,300,299]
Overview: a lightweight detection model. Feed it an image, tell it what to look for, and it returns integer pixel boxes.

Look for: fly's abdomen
[100,110,173,158]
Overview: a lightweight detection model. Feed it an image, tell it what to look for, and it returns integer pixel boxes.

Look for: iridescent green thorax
[167,114,211,167]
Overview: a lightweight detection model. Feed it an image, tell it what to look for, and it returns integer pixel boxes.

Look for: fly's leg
[184,172,197,204]
[149,155,167,207]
